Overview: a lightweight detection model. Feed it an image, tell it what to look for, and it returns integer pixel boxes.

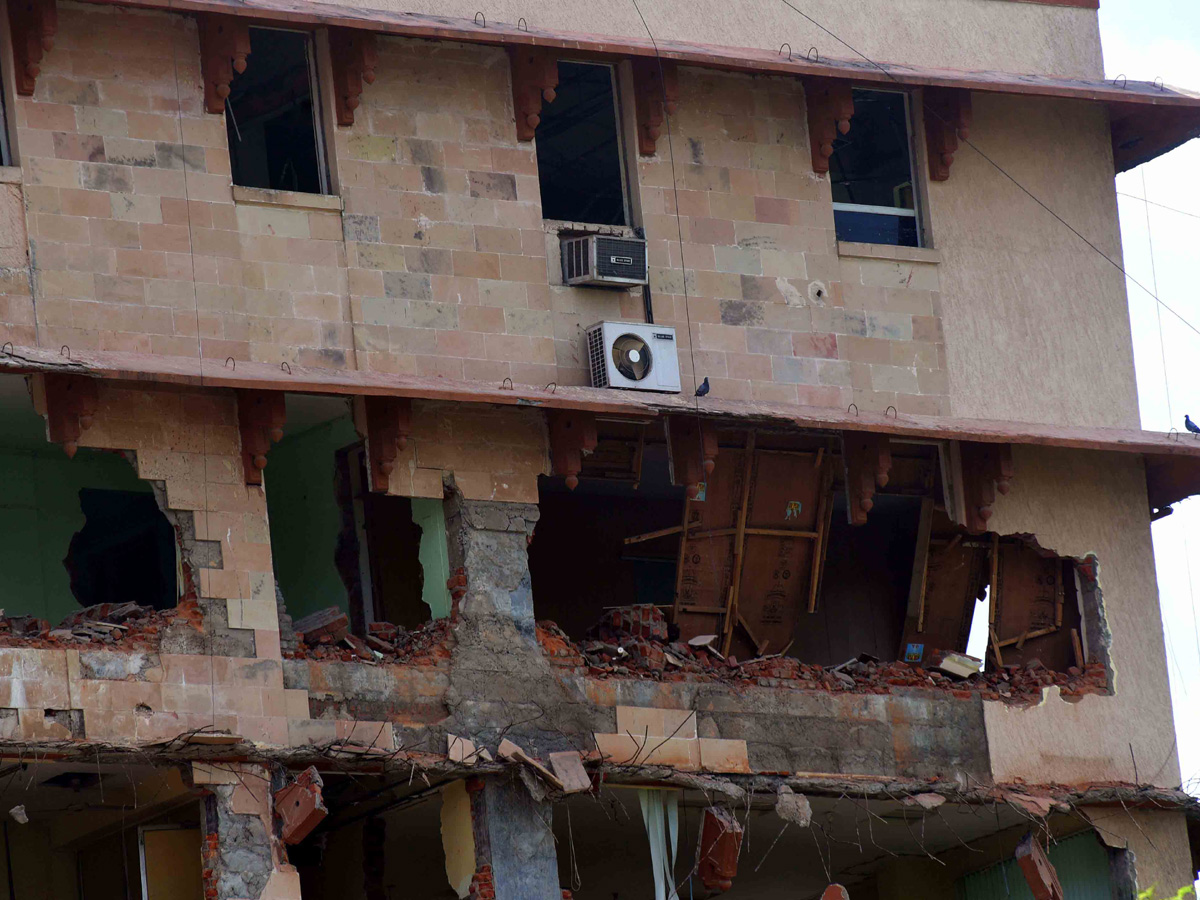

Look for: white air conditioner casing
[585,321,681,393]
[561,234,649,287]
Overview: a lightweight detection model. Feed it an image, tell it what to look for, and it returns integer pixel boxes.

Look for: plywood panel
[142,828,202,900]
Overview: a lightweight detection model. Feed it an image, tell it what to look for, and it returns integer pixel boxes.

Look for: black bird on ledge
[695,377,710,398]
[1185,414,1200,435]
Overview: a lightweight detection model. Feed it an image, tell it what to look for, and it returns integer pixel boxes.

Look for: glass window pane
[830,90,916,211]
[226,29,324,194]
[536,62,627,225]
[833,209,919,247]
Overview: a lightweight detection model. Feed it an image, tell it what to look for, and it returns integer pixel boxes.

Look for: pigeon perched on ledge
[695,377,710,397]
[1186,414,1200,435]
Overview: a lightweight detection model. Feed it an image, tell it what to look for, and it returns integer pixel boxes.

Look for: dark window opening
[830,89,920,247]
[0,66,11,166]
[535,61,628,225]
[264,396,451,653]
[66,489,178,610]
[226,28,327,194]
[532,427,1107,695]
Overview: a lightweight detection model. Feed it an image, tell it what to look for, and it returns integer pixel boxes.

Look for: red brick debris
[287,608,454,666]
[0,599,202,651]
[537,605,1109,706]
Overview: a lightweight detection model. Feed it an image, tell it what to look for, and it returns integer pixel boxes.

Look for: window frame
[830,88,925,249]
[226,25,332,196]
[0,11,14,168]
[536,59,634,228]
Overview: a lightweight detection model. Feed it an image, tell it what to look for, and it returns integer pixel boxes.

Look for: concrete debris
[931,651,983,679]
[518,766,549,802]
[774,785,812,826]
[1003,792,1062,818]
[0,600,190,651]
[538,614,1109,706]
[902,792,946,811]
[548,751,591,794]
[8,805,27,824]
[292,607,350,644]
[498,739,565,791]
[290,616,452,666]
[273,766,327,845]
[1015,832,1064,900]
[447,734,492,765]
[697,806,742,893]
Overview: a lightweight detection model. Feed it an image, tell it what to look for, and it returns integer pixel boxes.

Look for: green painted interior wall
[265,415,360,623]
[0,387,155,624]
[264,413,451,625]
[956,832,1114,900]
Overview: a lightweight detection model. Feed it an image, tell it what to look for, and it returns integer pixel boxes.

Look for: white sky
[1098,2,1200,795]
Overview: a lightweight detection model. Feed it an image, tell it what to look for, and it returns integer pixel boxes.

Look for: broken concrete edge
[0,739,1195,818]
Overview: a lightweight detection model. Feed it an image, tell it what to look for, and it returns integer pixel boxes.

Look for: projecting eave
[73,0,1200,170]
[4,345,1200,512]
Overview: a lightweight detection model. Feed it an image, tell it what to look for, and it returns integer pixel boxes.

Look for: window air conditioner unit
[561,234,648,287]
[585,321,681,393]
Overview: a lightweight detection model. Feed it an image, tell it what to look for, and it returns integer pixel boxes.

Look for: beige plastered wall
[928,92,1141,430]
[312,0,1104,79]
[1082,807,1195,895]
[983,445,1178,789]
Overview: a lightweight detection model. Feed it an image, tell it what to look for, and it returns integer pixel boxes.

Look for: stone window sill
[837,241,942,265]
[231,185,343,212]
[0,167,21,185]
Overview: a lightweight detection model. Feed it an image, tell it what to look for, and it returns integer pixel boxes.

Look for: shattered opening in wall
[0,375,185,644]
[265,394,451,663]
[533,421,1110,701]
[553,787,1131,899]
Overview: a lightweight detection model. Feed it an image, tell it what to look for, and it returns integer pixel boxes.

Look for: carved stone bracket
[843,432,891,526]
[509,47,558,141]
[329,28,378,127]
[960,441,1015,533]
[667,416,719,499]
[924,88,972,181]
[549,409,598,490]
[43,374,98,458]
[805,79,854,175]
[7,0,58,97]
[364,396,412,492]
[237,390,286,485]
[632,58,679,156]
[198,14,252,115]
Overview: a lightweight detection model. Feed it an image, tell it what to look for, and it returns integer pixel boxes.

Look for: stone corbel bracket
[548,409,598,490]
[7,0,58,97]
[843,432,891,525]
[198,13,251,115]
[43,373,98,458]
[632,58,679,156]
[960,441,1014,533]
[805,79,854,175]
[509,46,558,141]
[925,87,972,181]
[237,389,286,485]
[363,395,412,492]
[667,416,719,499]
[329,27,378,127]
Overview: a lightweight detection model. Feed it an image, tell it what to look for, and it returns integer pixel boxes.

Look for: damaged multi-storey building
[0,0,1199,893]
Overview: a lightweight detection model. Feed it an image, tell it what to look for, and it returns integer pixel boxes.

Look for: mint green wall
[0,400,154,624]
[956,832,1113,900]
[265,415,361,622]
[264,414,451,624]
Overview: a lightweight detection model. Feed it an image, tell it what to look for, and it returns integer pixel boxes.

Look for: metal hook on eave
[805,46,819,62]
[1,342,13,357]
[281,362,291,375]
[847,403,859,416]
[500,377,513,390]
[544,381,557,393]
[517,16,528,31]
[885,405,897,418]
[1154,76,1165,92]
[779,42,792,60]
[1112,74,1127,89]
[60,345,71,359]
[225,356,236,371]
[474,11,486,27]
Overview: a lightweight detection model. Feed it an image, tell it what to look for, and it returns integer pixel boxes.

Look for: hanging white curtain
[638,789,680,900]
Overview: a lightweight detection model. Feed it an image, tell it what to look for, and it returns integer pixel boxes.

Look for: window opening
[226,27,328,194]
[0,64,10,166]
[829,89,921,247]
[535,61,629,225]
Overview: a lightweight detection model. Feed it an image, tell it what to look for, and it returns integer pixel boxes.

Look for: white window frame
[831,89,924,248]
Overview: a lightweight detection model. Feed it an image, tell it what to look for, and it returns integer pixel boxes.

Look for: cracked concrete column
[464,775,560,900]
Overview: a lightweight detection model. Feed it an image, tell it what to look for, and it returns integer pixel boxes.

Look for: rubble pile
[287,606,453,665]
[0,601,181,649]
[538,604,1109,705]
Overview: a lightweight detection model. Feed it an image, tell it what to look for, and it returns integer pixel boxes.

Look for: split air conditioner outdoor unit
[561,234,649,287]
[585,321,681,394]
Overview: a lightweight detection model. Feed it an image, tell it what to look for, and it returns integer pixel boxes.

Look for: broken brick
[274,766,328,845]
[1015,832,1064,900]
[293,607,350,643]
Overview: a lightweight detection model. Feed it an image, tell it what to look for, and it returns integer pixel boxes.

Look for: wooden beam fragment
[509,46,558,141]
[1015,832,1064,900]
[363,396,412,492]
[329,28,378,126]
[721,431,756,655]
[960,441,1014,533]
[42,374,98,458]
[198,13,251,114]
[631,58,679,156]
[804,79,854,175]
[7,0,57,96]
[924,87,971,181]
[548,409,598,490]
[842,432,891,526]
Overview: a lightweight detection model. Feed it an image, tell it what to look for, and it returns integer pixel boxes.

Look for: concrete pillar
[464,775,560,900]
